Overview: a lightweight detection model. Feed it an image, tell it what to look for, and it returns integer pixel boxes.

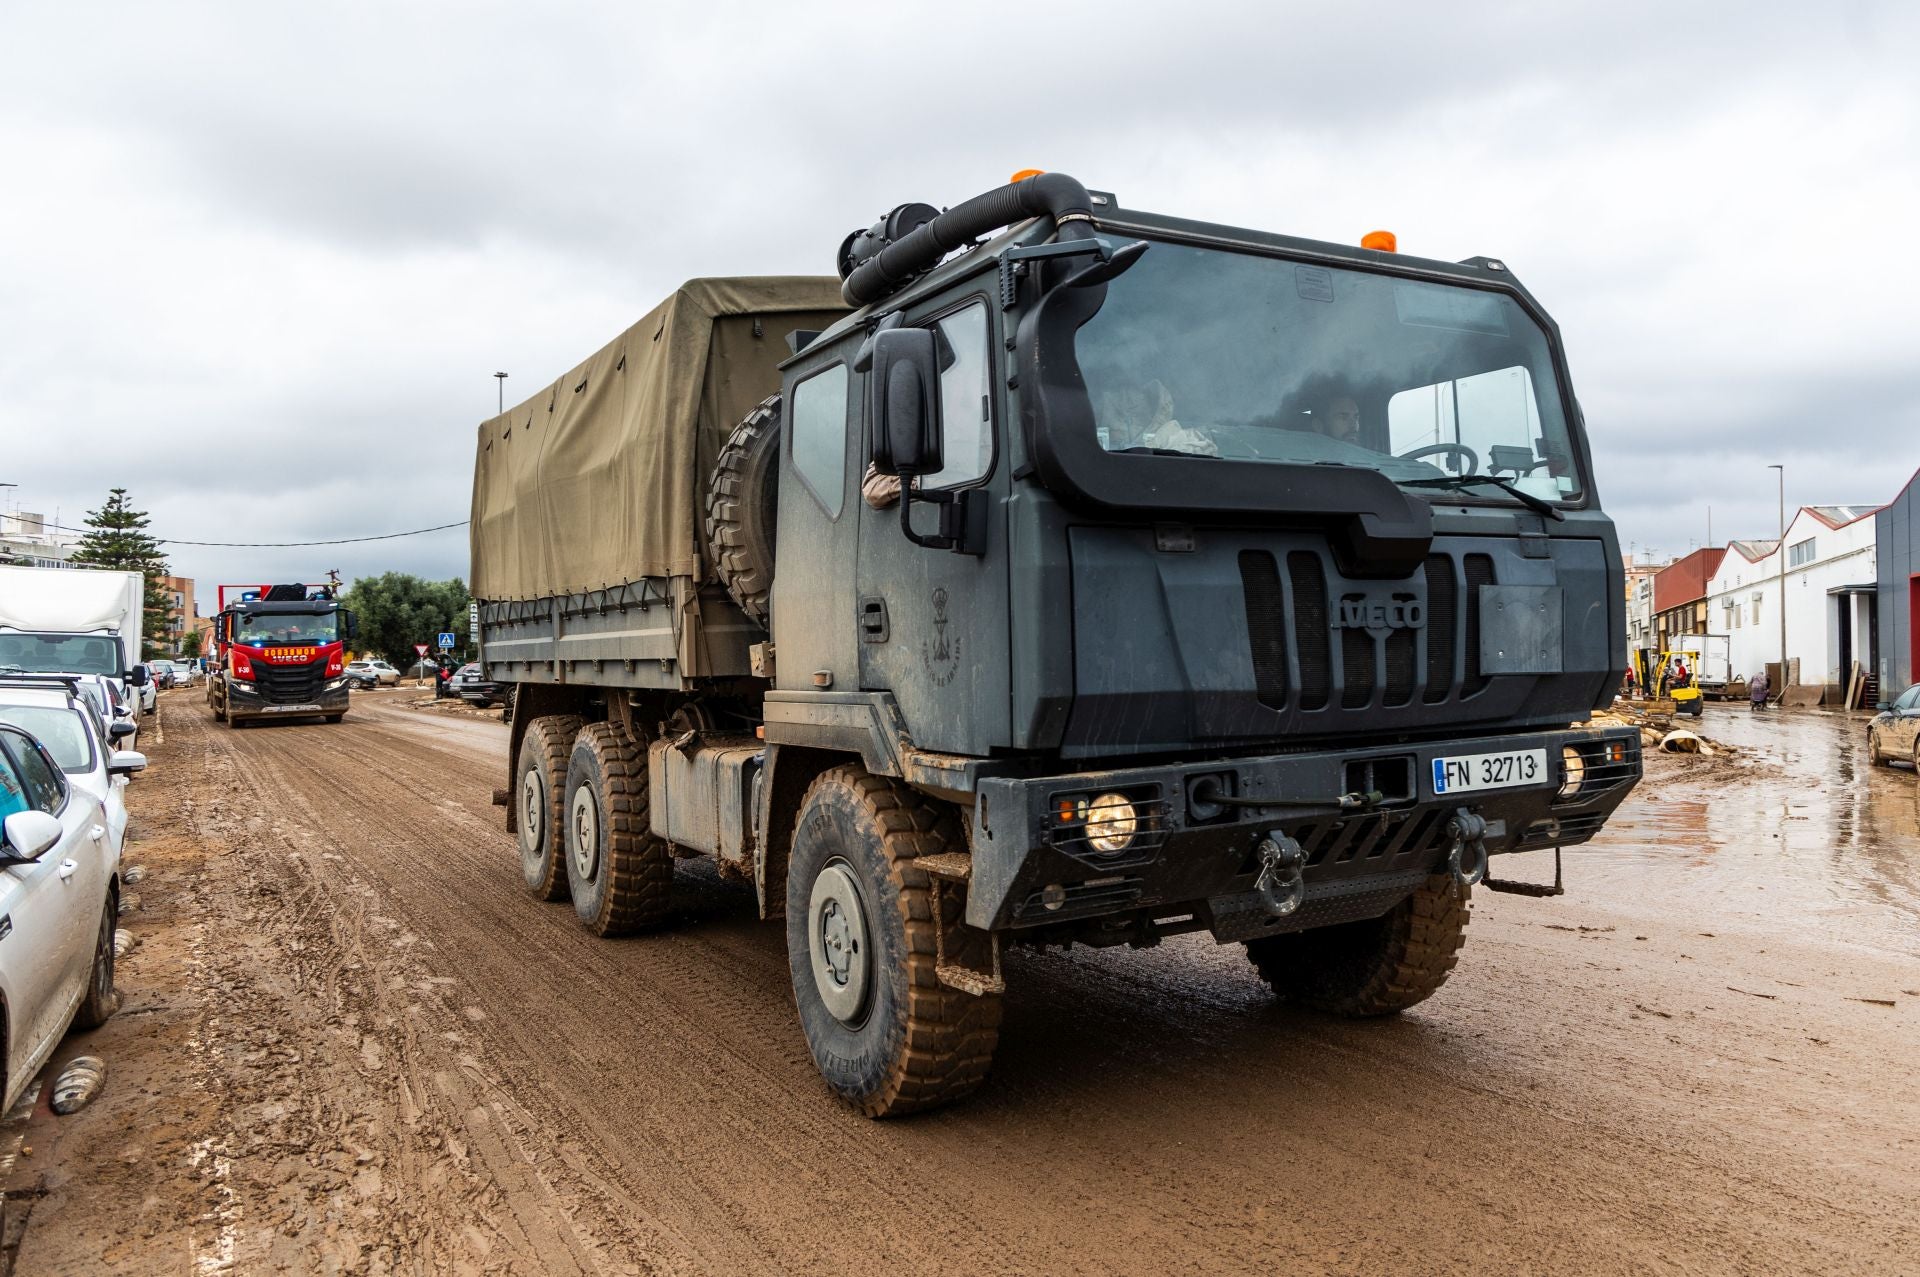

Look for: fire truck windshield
[233,611,339,647]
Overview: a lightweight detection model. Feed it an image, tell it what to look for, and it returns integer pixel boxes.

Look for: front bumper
[227,680,350,719]
[967,725,1641,937]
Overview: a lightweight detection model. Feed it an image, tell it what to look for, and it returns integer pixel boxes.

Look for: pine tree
[68,488,176,660]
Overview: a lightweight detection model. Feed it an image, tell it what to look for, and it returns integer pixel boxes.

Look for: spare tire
[705,394,781,628]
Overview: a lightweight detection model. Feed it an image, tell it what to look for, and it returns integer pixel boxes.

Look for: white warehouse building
[1704,505,1879,699]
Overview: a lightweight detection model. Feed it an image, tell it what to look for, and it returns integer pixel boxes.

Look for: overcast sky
[3,1,1916,602]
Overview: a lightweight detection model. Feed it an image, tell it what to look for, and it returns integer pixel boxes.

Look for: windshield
[0,706,95,774]
[234,610,340,646]
[1073,239,1582,505]
[0,632,124,677]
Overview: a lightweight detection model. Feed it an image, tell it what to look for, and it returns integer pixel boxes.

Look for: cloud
[2,0,1916,594]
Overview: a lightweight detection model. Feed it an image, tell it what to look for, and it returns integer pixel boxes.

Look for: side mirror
[128,665,149,688]
[2,810,62,862]
[866,328,944,478]
[343,609,359,640]
[109,750,148,777]
[109,720,137,740]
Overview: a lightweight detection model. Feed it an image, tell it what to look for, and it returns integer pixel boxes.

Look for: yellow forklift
[1644,649,1705,717]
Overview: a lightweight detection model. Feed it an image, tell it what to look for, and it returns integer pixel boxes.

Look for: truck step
[935,962,1005,997]
[916,852,972,881]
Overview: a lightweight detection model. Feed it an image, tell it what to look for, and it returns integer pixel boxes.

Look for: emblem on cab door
[922,586,961,687]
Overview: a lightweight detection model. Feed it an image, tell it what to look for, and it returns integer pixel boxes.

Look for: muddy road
[14,693,1920,1274]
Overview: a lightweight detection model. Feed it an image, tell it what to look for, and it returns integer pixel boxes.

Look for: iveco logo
[1335,595,1425,632]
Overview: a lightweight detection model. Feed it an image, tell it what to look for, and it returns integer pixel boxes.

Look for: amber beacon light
[1361,229,1398,252]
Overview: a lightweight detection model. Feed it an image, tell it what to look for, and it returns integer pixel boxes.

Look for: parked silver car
[1868,683,1920,770]
[0,716,125,1113]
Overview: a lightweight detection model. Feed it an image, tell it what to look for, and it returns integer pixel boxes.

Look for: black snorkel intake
[838,172,1098,307]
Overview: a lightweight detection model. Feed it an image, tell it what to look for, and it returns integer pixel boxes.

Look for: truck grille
[253,661,323,703]
[1237,548,1498,715]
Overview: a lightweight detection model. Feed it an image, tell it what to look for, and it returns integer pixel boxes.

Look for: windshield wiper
[1401,474,1565,521]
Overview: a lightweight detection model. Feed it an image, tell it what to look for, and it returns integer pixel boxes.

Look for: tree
[339,573,472,667]
[179,629,203,659]
[67,488,175,660]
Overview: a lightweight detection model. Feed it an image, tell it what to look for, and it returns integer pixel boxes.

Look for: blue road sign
[437,632,456,649]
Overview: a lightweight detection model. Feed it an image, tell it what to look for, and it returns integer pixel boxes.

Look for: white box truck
[0,565,149,699]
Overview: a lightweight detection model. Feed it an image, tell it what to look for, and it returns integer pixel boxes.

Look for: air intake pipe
[838,172,1098,307]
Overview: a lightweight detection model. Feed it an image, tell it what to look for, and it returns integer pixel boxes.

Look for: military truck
[471,174,1643,1117]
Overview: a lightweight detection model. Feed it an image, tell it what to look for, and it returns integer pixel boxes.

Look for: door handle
[90,825,107,841]
[58,859,78,881]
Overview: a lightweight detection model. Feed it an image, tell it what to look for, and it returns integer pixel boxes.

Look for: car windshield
[0,632,124,677]
[1073,238,1582,506]
[0,705,95,774]
[234,610,340,646]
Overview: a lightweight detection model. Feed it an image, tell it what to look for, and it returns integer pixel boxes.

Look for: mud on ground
[9,695,1919,1274]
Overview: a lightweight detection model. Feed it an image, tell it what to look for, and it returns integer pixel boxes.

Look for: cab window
[926,302,992,489]
[791,364,850,518]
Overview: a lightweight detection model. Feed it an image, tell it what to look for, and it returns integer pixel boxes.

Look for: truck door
[855,298,1010,756]
[770,359,862,692]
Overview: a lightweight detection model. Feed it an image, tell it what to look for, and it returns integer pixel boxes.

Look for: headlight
[324,677,348,691]
[1084,792,1139,853]
[1558,746,1587,798]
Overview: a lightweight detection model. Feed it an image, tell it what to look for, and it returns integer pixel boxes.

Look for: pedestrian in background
[1749,668,1770,711]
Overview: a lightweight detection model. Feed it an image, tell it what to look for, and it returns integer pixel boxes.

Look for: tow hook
[1254,833,1307,917]
[1446,808,1489,888]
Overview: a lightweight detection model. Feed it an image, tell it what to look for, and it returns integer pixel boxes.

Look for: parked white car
[345,659,400,688]
[69,674,139,752]
[0,717,124,1113]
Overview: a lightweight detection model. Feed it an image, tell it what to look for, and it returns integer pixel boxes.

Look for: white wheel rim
[808,860,871,1025]
[520,770,544,852]
[570,786,599,882]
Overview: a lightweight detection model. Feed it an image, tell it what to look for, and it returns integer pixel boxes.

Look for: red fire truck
[205,583,358,727]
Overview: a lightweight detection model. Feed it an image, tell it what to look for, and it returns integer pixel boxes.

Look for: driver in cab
[1310,394,1364,445]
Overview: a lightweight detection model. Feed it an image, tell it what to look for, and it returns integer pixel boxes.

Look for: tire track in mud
[225,707,1041,1274]
[82,696,1920,1275]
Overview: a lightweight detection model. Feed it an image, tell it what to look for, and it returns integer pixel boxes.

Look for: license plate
[262,704,322,713]
[1431,748,1547,795]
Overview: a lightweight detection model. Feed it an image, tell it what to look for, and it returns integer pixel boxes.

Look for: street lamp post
[494,371,509,415]
[1769,463,1786,696]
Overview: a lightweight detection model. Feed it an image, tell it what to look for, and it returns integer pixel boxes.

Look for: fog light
[1558,746,1587,798]
[1085,793,1139,853]
[1040,883,1067,911]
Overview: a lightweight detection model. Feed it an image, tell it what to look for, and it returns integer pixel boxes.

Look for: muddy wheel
[74,890,118,1029]
[785,764,1002,1117]
[1866,727,1886,765]
[563,723,671,935]
[1244,873,1470,1016]
[704,394,780,628]
[323,714,344,723]
[1912,738,1920,774]
[516,715,583,901]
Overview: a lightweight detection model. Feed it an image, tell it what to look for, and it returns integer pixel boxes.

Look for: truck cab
[205,584,356,727]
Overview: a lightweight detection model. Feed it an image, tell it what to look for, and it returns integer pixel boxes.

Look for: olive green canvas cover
[470,277,849,600]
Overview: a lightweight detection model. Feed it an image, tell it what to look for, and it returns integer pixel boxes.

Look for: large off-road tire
[785,765,1002,1118]
[516,715,583,901]
[704,394,781,628]
[74,891,118,1030]
[563,723,672,935]
[1244,873,1470,1016]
